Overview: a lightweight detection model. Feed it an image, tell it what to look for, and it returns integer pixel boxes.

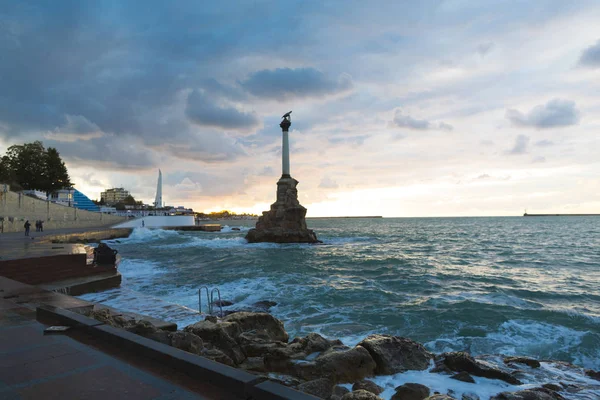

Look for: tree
[0,141,72,194]
[43,147,72,194]
[122,195,137,206]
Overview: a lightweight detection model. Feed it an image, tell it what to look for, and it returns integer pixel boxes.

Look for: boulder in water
[392,383,430,400]
[297,378,335,399]
[352,380,384,395]
[503,356,541,368]
[439,352,521,385]
[358,334,432,374]
[490,387,564,400]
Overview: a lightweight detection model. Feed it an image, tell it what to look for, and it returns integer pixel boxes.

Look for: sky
[1,0,599,217]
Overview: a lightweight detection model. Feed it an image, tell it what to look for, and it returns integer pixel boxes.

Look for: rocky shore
[83,305,600,400]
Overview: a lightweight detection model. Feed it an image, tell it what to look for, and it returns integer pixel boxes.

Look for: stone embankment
[83,307,600,400]
[0,189,125,233]
[38,228,133,243]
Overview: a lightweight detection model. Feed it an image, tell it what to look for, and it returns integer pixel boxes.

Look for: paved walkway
[0,297,226,399]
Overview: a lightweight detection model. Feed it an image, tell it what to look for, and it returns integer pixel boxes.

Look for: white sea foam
[219,225,251,233]
[106,227,182,244]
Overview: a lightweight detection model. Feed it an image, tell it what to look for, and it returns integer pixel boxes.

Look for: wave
[106,227,182,244]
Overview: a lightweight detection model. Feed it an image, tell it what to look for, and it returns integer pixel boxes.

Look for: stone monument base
[245,176,320,244]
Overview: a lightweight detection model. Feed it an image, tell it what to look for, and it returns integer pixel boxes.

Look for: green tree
[0,141,72,194]
[122,195,137,205]
[43,147,72,194]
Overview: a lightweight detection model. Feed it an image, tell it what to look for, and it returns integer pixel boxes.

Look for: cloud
[392,110,453,131]
[328,135,369,146]
[579,39,600,68]
[257,166,275,176]
[476,174,491,179]
[505,99,580,129]
[507,134,530,155]
[174,177,203,193]
[535,139,554,147]
[476,42,494,56]
[532,156,546,163]
[185,90,261,131]
[240,68,353,100]
[319,177,339,189]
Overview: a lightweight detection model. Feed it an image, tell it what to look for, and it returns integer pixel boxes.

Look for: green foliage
[0,141,72,194]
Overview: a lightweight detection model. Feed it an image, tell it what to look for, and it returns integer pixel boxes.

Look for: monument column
[280,116,291,178]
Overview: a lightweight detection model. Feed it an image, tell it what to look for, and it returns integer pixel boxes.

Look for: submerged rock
[358,334,432,375]
[504,356,541,368]
[392,383,430,400]
[439,352,521,385]
[450,371,475,383]
[491,387,564,400]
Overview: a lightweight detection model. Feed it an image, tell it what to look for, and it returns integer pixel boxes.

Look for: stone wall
[0,189,126,233]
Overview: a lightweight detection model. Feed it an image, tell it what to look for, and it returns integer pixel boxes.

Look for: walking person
[35,220,40,232]
[24,220,31,236]
[39,220,43,232]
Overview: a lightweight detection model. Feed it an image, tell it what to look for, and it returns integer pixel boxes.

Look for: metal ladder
[198,286,224,318]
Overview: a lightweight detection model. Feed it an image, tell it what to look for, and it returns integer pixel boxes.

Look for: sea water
[80,217,600,398]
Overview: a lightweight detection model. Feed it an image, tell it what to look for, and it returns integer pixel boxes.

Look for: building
[49,189,99,212]
[101,188,130,205]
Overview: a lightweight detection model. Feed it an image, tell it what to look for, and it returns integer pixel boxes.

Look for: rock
[490,388,564,400]
[252,300,277,311]
[461,393,479,400]
[352,380,384,395]
[184,320,245,364]
[585,369,600,381]
[425,396,455,400]
[245,176,320,243]
[504,357,541,368]
[170,331,203,355]
[541,384,561,392]
[126,320,172,345]
[212,300,234,307]
[204,315,218,323]
[358,334,433,375]
[450,371,475,383]
[200,347,235,366]
[315,346,377,383]
[237,356,267,372]
[341,390,383,400]
[297,378,334,399]
[237,331,288,357]
[392,383,430,400]
[334,385,351,397]
[289,332,345,355]
[440,352,521,385]
[223,311,289,342]
[232,227,241,231]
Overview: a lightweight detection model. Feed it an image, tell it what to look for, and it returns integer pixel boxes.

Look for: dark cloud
[505,99,580,129]
[392,110,453,131]
[579,39,600,68]
[240,68,353,100]
[507,134,529,155]
[185,90,261,131]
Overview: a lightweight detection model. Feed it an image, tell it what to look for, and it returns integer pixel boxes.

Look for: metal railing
[198,286,223,318]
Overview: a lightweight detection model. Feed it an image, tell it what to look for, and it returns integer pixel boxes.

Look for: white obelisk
[154,169,163,208]
[280,112,292,178]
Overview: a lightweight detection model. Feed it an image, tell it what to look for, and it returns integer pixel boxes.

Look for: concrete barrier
[36,305,320,400]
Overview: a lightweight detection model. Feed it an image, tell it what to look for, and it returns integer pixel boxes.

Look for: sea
[80,217,600,399]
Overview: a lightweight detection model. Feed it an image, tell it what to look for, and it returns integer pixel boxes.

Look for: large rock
[289,333,345,355]
[353,380,384,395]
[170,331,204,355]
[183,320,245,364]
[490,388,564,400]
[341,390,383,400]
[223,311,289,342]
[439,352,521,385]
[297,378,334,399]
[425,396,455,400]
[126,320,171,345]
[315,346,377,383]
[246,176,320,243]
[358,335,433,375]
[503,356,541,368]
[391,383,430,400]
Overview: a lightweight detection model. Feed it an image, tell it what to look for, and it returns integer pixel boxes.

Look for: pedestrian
[39,220,44,232]
[142,219,145,228]
[35,220,40,232]
[24,220,31,236]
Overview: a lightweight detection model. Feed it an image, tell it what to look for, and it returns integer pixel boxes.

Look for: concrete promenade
[0,278,234,399]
